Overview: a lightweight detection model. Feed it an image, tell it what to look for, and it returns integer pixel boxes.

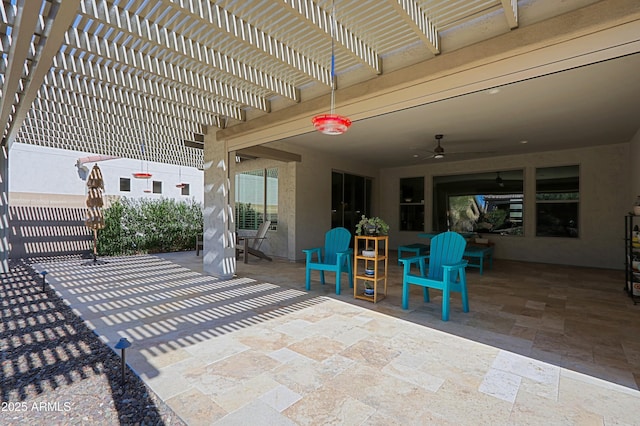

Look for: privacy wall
[8,206,92,260]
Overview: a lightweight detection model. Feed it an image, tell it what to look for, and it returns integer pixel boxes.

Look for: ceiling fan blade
[411,134,495,162]
[445,150,497,156]
[410,153,436,162]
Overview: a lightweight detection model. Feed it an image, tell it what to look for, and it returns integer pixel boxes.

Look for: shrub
[97,197,203,256]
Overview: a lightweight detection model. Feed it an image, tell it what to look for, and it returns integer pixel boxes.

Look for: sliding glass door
[332,171,372,234]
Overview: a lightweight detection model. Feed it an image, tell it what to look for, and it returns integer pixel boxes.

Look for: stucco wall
[8,206,92,260]
[9,143,204,206]
[232,142,379,262]
[231,155,295,261]
[630,129,640,203]
[230,141,630,269]
[380,143,630,269]
[293,145,379,261]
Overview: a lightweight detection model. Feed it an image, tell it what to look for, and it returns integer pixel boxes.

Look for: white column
[0,145,8,272]
[202,130,236,279]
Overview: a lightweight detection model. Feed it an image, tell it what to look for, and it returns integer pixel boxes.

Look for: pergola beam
[282,0,382,75]
[389,0,439,55]
[66,26,270,112]
[2,0,80,150]
[500,0,518,29]
[0,1,43,147]
[30,80,216,162]
[52,50,246,122]
[236,146,302,163]
[78,0,300,105]
[167,0,333,87]
[18,115,204,168]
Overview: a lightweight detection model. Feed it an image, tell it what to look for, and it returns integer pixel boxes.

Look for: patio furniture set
[304,230,495,321]
[201,224,494,322]
[398,235,494,275]
[196,220,273,263]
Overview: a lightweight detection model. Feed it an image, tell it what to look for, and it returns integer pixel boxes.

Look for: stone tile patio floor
[11,251,640,424]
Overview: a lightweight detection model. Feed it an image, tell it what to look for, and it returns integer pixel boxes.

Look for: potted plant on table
[356,215,389,236]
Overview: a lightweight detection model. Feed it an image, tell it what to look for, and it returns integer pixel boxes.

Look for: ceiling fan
[414,134,494,161]
[432,134,446,159]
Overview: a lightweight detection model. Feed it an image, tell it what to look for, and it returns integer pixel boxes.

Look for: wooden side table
[353,235,388,303]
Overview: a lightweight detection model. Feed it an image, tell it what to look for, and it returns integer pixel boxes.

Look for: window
[400,177,424,231]
[181,183,190,196]
[235,168,278,230]
[153,181,162,194]
[433,170,524,235]
[119,178,131,192]
[536,165,579,237]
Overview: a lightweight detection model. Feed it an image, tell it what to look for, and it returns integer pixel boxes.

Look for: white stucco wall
[8,143,204,206]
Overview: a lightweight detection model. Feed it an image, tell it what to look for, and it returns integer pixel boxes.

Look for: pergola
[1,1,639,275]
[0,0,556,168]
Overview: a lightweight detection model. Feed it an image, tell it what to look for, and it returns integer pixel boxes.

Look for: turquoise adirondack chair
[303,227,353,295]
[399,231,469,321]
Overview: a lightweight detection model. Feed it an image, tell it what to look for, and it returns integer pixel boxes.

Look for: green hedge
[97,197,203,256]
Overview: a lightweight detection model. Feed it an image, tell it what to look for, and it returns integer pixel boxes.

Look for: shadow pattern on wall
[8,206,92,260]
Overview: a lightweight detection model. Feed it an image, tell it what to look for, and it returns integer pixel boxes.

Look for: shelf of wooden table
[353,235,388,303]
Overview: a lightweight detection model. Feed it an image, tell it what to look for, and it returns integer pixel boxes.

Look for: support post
[0,146,8,273]
[202,129,236,279]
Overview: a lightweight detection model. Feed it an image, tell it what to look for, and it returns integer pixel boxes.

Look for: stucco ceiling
[272,52,640,168]
[0,0,638,169]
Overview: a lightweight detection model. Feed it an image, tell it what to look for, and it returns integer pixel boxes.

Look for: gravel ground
[1,259,186,426]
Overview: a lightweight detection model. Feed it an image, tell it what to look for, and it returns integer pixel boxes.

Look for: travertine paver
[30,254,640,425]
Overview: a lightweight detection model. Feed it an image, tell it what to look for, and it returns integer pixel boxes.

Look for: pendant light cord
[330,0,336,115]
[140,140,145,171]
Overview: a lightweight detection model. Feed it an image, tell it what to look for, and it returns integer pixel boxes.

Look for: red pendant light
[133,172,152,179]
[312,114,351,135]
[312,1,351,135]
[176,166,186,189]
[143,176,152,193]
[134,140,152,179]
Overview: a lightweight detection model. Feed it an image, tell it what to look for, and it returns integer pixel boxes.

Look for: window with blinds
[235,168,278,230]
